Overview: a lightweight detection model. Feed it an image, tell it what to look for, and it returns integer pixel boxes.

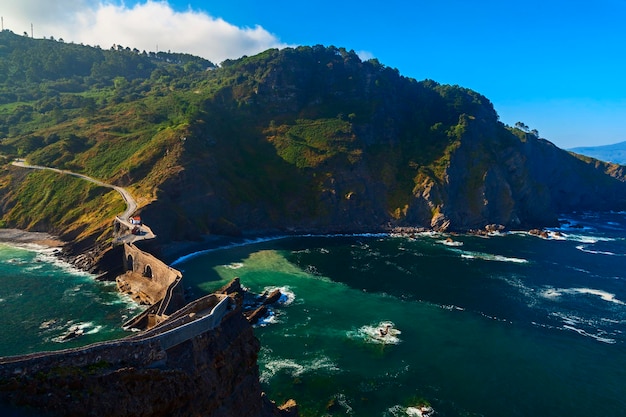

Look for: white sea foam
[567,233,614,243]
[540,288,562,299]
[547,231,567,240]
[438,238,463,246]
[548,311,622,344]
[85,325,103,335]
[33,249,94,278]
[348,321,402,345]
[4,257,27,264]
[262,285,296,306]
[3,243,93,279]
[386,404,435,417]
[441,304,465,311]
[52,321,98,343]
[455,249,528,263]
[575,245,618,256]
[292,248,311,254]
[572,288,625,305]
[260,355,339,383]
[255,311,280,327]
[541,287,625,305]
[406,405,435,417]
[563,325,616,344]
[251,286,297,327]
[223,262,244,269]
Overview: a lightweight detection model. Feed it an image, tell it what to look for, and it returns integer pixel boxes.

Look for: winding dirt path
[11,160,137,220]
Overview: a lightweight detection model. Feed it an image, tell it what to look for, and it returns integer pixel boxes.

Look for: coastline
[0,228,65,249]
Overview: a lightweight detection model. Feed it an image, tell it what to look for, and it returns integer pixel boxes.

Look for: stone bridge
[116,243,184,328]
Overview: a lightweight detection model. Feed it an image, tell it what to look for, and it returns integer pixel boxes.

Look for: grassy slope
[1,35,625,246]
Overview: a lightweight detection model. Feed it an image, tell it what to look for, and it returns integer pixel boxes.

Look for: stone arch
[127,255,133,271]
[144,265,153,279]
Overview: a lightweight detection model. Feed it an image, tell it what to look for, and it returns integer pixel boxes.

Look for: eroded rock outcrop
[0,289,297,417]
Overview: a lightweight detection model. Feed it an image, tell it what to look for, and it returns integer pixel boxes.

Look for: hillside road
[11,160,137,220]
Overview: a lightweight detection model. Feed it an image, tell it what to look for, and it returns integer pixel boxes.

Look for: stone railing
[0,295,231,379]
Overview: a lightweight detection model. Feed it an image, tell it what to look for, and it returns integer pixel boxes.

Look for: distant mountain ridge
[569,141,626,165]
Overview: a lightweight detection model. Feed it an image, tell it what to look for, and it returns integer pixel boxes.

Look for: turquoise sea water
[0,243,139,357]
[173,212,626,417]
[2,212,626,416]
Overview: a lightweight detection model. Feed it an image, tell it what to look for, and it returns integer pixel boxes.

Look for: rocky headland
[0,273,297,417]
[2,36,626,416]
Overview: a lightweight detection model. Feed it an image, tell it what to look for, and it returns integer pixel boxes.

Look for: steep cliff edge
[134,46,626,239]
[411,117,626,231]
[0,294,297,417]
[2,42,626,245]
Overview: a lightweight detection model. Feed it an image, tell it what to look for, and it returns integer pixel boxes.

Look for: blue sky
[4,0,626,148]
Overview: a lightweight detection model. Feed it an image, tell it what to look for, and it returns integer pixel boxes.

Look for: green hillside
[1,29,625,252]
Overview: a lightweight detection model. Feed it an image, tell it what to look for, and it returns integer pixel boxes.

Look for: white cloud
[1,0,288,64]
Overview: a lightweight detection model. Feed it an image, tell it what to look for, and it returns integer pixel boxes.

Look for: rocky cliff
[0,293,296,417]
[2,43,626,245]
[134,46,626,240]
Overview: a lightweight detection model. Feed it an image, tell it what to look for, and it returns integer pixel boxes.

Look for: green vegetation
[2,31,619,243]
[2,170,124,242]
[266,118,360,168]
[0,31,511,240]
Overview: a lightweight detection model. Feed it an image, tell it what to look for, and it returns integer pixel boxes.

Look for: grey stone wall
[0,295,230,380]
[123,243,181,289]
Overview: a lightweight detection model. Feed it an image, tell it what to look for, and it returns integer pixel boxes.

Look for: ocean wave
[540,288,561,299]
[386,404,435,417]
[260,355,340,383]
[575,244,621,256]
[531,313,622,345]
[251,286,297,327]
[262,285,296,306]
[347,321,402,345]
[546,311,622,344]
[541,287,625,305]
[455,249,528,263]
[572,288,625,305]
[562,325,616,344]
[440,304,465,311]
[254,310,280,327]
[52,321,100,343]
[3,257,28,265]
[2,243,93,278]
[566,234,615,243]
[438,238,463,247]
[34,250,94,278]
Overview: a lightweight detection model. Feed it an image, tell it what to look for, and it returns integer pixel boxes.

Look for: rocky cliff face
[3,45,626,244]
[135,47,626,239]
[434,121,626,230]
[0,299,296,417]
